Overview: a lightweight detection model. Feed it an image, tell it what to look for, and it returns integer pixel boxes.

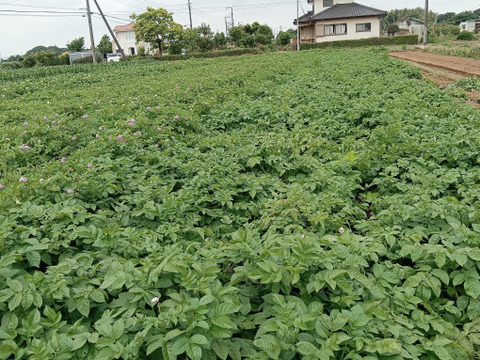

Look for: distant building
[112,23,154,55]
[392,18,425,38]
[460,19,480,33]
[294,0,387,44]
[68,51,95,64]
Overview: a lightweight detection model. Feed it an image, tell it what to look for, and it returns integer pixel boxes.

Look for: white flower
[151,297,160,304]
[339,227,345,235]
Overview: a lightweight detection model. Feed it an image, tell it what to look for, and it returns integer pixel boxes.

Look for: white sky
[0,0,478,58]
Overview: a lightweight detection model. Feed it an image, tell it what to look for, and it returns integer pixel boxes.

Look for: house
[294,0,387,43]
[392,18,424,38]
[460,19,480,33]
[112,22,154,55]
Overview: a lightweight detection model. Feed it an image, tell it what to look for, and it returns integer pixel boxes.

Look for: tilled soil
[389,50,480,109]
[389,51,480,77]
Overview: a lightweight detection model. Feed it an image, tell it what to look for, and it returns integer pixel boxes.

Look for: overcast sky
[0,0,479,58]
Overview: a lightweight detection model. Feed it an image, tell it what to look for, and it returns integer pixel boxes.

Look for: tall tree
[97,35,113,54]
[66,37,85,52]
[196,23,213,39]
[131,7,184,56]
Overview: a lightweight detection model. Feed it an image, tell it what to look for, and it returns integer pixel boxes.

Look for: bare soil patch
[389,50,480,109]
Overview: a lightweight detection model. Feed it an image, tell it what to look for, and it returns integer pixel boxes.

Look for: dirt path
[389,50,480,109]
[389,51,480,77]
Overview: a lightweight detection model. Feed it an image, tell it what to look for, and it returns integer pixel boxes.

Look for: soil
[388,50,480,109]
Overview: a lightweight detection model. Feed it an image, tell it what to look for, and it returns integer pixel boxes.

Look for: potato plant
[0,50,480,360]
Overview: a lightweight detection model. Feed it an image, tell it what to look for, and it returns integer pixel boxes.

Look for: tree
[386,24,400,36]
[450,11,478,25]
[196,23,213,39]
[475,8,480,17]
[131,7,184,56]
[276,31,292,46]
[436,12,455,24]
[97,34,112,54]
[66,37,85,52]
[213,32,227,47]
[182,28,201,53]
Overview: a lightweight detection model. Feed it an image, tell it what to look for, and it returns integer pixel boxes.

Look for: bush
[300,35,419,50]
[0,61,25,70]
[457,31,477,41]
[72,54,103,64]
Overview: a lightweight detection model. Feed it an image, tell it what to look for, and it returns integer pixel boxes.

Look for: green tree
[97,35,112,54]
[276,31,292,46]
[382,8,437,28]
[182,28,201,53]
[436,12,456,24]
[387,24,400,36]
[450,11,478,25]
[131,7,184,56]
[66,37,85,52]
[196,23,213,39]
[228,26,245,46]
[213,32,227,47]
[475,8,480,17]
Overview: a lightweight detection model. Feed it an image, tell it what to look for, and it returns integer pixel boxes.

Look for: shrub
[300,35,419,50]
[72,54,103,64]
[457,31,477,41]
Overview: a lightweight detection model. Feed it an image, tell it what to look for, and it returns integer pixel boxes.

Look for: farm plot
[1,50,480,360]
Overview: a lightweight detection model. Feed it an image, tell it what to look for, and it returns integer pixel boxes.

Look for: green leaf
[199,294,215,306]
[94,347,114,360]
[188,344,202,360]
[432,269,449,286]
[8,293,21,311]
[7,279,22,293]
[90,290,105,303]
[172,336,189,356]
[76,298,90,317]
[465,278,480,298]
[0,344,14,359]
[433,347,451,360]
[190,334,209,346]
[26,251,41,267]
[468,249,480,261]
[147,336,164,355]
[212,340,229,360]
[296,341,317,355]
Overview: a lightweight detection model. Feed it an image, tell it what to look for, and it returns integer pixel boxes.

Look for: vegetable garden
[1,50,480,360]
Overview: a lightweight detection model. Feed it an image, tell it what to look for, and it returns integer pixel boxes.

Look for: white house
[112,23,154,55]
[294,0,387,43]
[392,18,425,38]
[460,19,480,33]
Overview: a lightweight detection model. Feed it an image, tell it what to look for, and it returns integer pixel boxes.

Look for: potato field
[1,50,480,359]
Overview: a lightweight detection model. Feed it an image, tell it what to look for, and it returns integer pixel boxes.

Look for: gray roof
[296,2,386,24]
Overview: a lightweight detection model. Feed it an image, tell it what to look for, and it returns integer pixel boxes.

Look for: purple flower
[52,121,56,124]
[99,127,103,131]
[157,127,162,131]
[87,163,93,168]
[19,177,27,183]
[0,184,4,189]
[128,122,134,127]
[174,116,179,120]
[23,122,29,126]
[82,115,88,119]
[146,107,151,110]
[40,179,45,182]
[117,135,123,140]
[134,131,141,136]
[55,113,59,117]
[23,131,27,135]
[61,157,66,163]
[67,189,74,194]
[95,134,100,138]
[130,119,136,124]
[72,136,77,141]
[43,116,48,120]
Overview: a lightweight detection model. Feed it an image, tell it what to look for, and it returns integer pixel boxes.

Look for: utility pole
[225,16,228,34]
[92,0,126,59]
[296,0,300,51]
[85,0,97,63]
[226,7,234,29]
[187,0,193,29]
[423,0,429,45]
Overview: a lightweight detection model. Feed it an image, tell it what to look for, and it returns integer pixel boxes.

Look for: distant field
[1,51,480,359]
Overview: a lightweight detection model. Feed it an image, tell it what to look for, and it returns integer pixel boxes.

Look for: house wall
[313,0,353,13]
[314,16,381,42]
[112,30,154,55]
[300,25,315,42]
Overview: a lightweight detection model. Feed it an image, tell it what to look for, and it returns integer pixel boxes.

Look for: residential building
[392,18,425,38]
[460,19,480,33]
[112,22,154,55]
[294,0,387,43]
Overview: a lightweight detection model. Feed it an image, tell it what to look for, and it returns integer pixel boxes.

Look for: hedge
[128,48,265,62]
[299,35,419,50]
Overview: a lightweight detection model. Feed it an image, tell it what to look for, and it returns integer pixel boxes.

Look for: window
[324,23,347,36]
[323,0,333,6]
[356,23,371,32]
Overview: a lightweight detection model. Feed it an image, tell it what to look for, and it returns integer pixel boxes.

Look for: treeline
[383,7,480,27]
